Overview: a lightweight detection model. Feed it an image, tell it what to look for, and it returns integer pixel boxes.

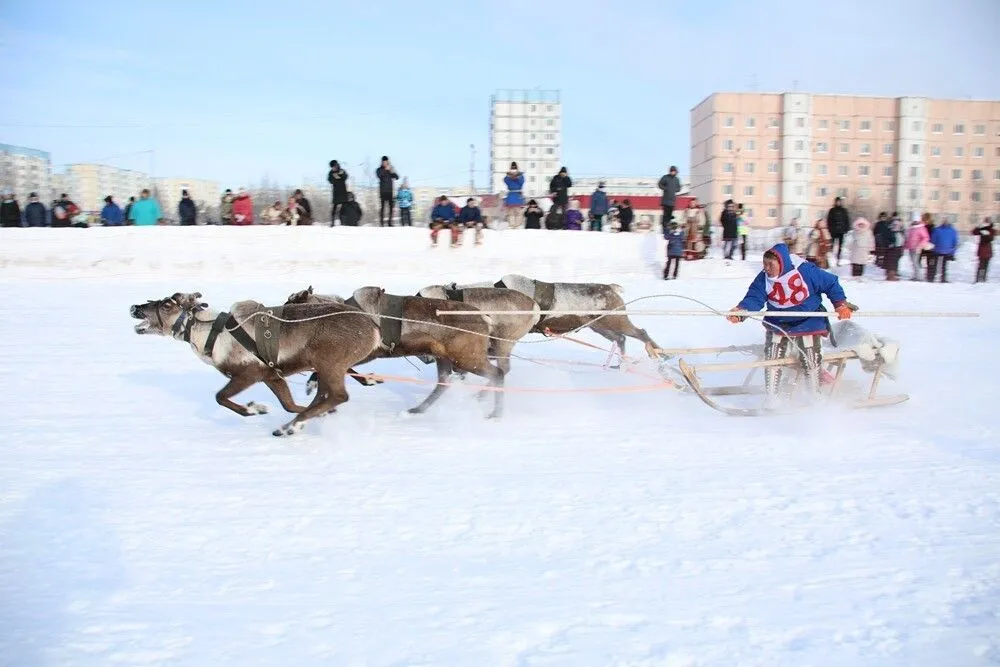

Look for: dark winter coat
[973,224,995,260]
[457,205,482,226]
[178,197,197,225]
[618,205,634,232]
[720,209,739,240]
[590,189,609,215]
[657,173,681,206]
[375,166,398,197]
[327,169,349,203]
[873,219,891,248]
[0,200,22,227]
[340,200,363,226]
[666,228,686,257]
[549,174,572,206]
[24,201,46,227]
[431,202,456,223]
[545,207,565,230]
[826,205,850,237]
[523,206,544,229]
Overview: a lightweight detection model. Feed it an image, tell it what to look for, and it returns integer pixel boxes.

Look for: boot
[886,270,898,282]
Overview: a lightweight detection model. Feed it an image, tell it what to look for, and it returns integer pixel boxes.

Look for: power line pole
[469,144,476,194]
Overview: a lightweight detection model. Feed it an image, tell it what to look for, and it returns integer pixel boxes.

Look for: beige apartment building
[154,177,221,220]
[58,163,152,211]
[690,93,1000,229]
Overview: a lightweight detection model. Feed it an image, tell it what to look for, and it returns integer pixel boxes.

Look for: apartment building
[690,93,1000,229]
[489,89,562,199]
[0,143,52,200]
[154,177,221,218]
[58,163,152,211]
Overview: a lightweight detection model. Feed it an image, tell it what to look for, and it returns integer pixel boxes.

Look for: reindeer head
[416,285,447,299]
[129,291,208,336]
[347,286,384,314]
[285,285,315,305]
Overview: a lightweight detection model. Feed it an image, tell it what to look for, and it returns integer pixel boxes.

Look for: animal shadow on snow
[0,479,126,665]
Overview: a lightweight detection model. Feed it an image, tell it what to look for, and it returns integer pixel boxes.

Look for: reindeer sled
[658,317,909,417]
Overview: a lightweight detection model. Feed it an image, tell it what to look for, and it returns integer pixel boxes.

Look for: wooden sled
[660,345,909,417]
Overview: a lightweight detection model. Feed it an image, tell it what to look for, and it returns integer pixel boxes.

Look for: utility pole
[469,143,476,194]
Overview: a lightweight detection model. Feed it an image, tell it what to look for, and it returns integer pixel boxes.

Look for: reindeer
[129,291,382,436]
[286,286,506,418]
[489,273,662,362]
[416,284,541,376]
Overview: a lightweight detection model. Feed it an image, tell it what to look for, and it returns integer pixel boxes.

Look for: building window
[931,146,941,156]
[838,165,849,176]
[883,144,893,155]
[954,147,964,157]
[529,162,536,169]
[954,123,965,134]
[883,166,894,177]
[911,143,920,155]
[767,207,778,218]
[818,119,829,129]
[724,139,734,150]
[530,147,536,154]
[744,186,755,196]
[931,168,940,179]
[996,147,1000,157]
[816,186,828,197]
[546,105,553,112]
[860,143,871,155]
[840,120,850,131]
[793,163,802,174]
[795,140,805,151]
[767,185,777,197]
[530,104,536,112]
[817,164,828,176]
[860,120,871,131]
[744,162,755,174]
[994,192,1000,202]
[950,191,960,202]
[722,184,734,195]
[858,165,870,176]
[545,119,554,126]
[545,148,554,154]
[910,167,919,178]
[796,117,805,128]
[952,169,962,179]
[909,189,919,201]
[994,169,1000,180]
[972,169,983,180]
[768,140,779,151]
[529,175,536,182]
[723,162,734,173]
[724,116,734,128]
[971,191,982,202]
[974,124,985,135]
[767,117,779,128]
[746,117,756,128]
[884,120,895,131]
[932,123,943,133]
[912,121,922,132]
[816,142,828,153]
[745,139,756,150]
[768,162,779,174]
[837,187,849,198]
[930,190,940,201]
[840,143,850,154]
[974,147,984,158]
[529,133,536,140]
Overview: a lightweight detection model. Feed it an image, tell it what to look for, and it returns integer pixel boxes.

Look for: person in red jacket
[232,188,254,225]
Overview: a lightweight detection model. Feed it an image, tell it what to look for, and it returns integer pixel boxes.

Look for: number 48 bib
[766,269,811,308]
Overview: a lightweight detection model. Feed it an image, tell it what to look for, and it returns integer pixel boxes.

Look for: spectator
[904,212,930,280]
[881,213,905,281]
[825,196,850,265]
[928,217,958,283]
[664,220,686,280]
[123,196,136,226]
[51,194,81,228]
[783,218,802,255]
[284,195,306,225]
[220,189,234,225]
[339,192,363,227]
[375,155,399,226]
[719,199,739,260]
[327,160,349,225]
[872,212,890,267]
[564,200,583,230]
[178,189,197,226]
[848,217,875,280]
[294,189,312,225]
[657,165,682,237]
[396,178,414,226]
[618,199,634,233]
[589,182,609,231]
[736,202,749,260]
[684,200,708,259]
[260,201,284,224]
[456,197,483,246]
[805,217,831,269]
[972,218,995,283]
[523,199,544,229]
[0,192,21,227]
[545,204,566,230]
[101,195,125,226]
[429,195,456,246]
[231,188,253,225]
[548,167,571,208]
[24,192,46,227]
[129,189,162,226]
[503,162,525,228]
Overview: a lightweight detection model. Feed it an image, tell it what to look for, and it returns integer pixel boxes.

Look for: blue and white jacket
[397,187,413,209]
[737,243,847,336]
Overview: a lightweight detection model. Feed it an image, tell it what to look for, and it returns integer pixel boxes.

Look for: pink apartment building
[690,93,1000,229]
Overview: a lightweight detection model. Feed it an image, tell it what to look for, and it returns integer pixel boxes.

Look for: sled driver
[727,242,854,398]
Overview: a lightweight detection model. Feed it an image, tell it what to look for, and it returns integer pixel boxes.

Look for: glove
[835,302,853,320]
[727,305,747,324]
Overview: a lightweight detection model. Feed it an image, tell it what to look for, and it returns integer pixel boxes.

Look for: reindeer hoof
[406,406,426,415]
[246,401,269,415]
[272,421,304,437]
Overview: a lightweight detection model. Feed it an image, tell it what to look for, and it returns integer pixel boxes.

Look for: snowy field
[1,226,998,667]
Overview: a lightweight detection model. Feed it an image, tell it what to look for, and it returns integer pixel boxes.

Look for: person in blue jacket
[664,221,686,279]
[727,242,854,397]
[502,162,525,227]
[429,195,457,247]
[456,197,484,246]
[100,195,124,226]
[589,182,609,231]
[928,217,958,283]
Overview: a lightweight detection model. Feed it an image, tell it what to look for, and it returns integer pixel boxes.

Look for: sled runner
[660,322,910,416]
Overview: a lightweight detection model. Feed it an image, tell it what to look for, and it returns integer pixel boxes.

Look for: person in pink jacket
[904,212,930,280]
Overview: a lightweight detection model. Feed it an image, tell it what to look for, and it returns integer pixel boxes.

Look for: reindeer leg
[263,376,308,414]
[215,373,267,416]
[592,327,627,369]
[274,369,349,436]
[479,341,512,401]
[408,358,454,414]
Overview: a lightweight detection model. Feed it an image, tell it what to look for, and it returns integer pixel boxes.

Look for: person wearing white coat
[848,217,876,279]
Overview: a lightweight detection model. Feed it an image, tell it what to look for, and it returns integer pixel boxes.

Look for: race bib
[766,268,811,308]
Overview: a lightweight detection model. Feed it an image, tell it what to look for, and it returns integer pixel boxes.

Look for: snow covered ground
[1,226,998,666]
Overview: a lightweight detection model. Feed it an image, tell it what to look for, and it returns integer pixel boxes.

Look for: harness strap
[203,312,231,357]
[444,289,465,302]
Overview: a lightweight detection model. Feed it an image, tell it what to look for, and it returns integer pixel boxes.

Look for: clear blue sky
[2,0,998,189]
